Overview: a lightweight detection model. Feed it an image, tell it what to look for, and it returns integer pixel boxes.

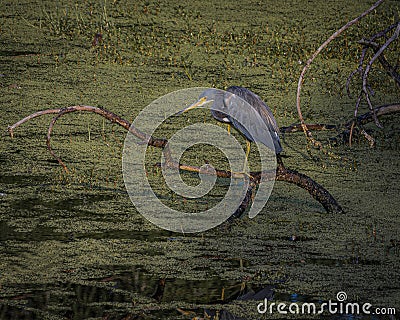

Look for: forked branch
[296,0,385,145]
[8,105,345,214]
[347,21,400,134]
[8,102,400,214]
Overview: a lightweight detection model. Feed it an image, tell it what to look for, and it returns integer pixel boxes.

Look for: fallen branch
[274,164,343,214]
[8,105,167,172]
[282,104,400,146]
[8,105,346,214]
[345,103,400,127]
[229,162,345,218]
[8,108,62,139]
[8,105,167,148]
[8,101,400,214]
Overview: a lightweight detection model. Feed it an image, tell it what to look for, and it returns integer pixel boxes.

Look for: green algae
[1,0,400,319]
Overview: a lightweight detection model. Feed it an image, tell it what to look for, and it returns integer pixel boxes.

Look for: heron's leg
[230,141,252,179]
[243,140,251,172]
[227,123,231,135]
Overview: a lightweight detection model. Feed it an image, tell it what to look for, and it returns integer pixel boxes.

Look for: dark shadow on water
[0,266,246,319]
[0,50,38,57]
[0,220,174,242]
[0,266,392,320]
[0,174,47,186]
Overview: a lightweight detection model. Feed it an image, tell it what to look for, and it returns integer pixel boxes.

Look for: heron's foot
[230,153,252,179]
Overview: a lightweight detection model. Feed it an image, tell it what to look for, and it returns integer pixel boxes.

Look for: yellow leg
[230,140,252,179]
[227,123,231,135]
[243,140,251,172]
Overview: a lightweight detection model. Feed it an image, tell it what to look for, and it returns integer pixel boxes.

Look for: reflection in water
[0,267,165,319]
[0,221,395,320]
[203,309,247,320]
[0,265,276,319]
[0,260,394,319]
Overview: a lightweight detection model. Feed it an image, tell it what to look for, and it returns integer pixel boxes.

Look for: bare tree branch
[296,0,385,144]
[362,22,400,127]
[346,22,400,98]
[7,105,347,214]
[6,98,398,215]
[345,103,400,127]
[345,21,400,143]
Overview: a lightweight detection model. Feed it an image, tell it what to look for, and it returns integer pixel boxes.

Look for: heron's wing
[224,93,277,150]
[227,86,280,134]
[257,103,282,154]
[224,91,282,153]
[257,103,280,134]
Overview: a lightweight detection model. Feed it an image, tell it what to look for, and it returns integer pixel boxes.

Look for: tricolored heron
[178,86,282,170]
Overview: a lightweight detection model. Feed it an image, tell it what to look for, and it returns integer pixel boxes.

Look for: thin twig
[8,109,62,138]
[349,121,355,147]
[348,23,399,98]
[296,0,385,140]
[362,22,400,127]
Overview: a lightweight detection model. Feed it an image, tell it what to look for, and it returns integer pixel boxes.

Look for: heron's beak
[176,97,211,115]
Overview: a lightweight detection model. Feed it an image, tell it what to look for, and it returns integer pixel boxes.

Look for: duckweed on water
[1,0,400,319]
